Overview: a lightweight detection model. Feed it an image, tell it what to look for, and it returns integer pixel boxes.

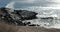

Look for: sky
[0,0,60,9]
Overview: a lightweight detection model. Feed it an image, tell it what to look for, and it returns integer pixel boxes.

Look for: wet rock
[14,10,38,20]
[0,7,38,26]
[0,7,15,24]
[28,24,40,26]
[24,22,31,25]
[41,17,53,19]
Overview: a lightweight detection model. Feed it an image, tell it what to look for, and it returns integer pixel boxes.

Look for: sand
[0,21,60,32]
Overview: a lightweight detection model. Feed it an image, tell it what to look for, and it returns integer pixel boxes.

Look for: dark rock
[28,24,40,26]
[24,22,31,25]
[0,7,38,26]
[14,10,38,20]
[0,7,15,24]
[41,17,53,19]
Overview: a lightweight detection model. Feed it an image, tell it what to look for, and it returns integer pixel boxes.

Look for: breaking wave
[5,1,60,29]
[5,1,15,9]
[21,6,60,29]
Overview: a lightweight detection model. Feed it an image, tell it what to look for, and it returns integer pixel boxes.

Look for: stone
[14,10,38,20]
[41,17,53,19]
[0,7,38,26]
[28,24,40,26]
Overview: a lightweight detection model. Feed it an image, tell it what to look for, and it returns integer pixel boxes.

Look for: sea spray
[5,1,15,9]
[5,1,15,12]
[4,1,60,29]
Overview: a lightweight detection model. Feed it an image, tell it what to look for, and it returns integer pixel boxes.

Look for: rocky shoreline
[0,7,60,32]
[0,7,38,26]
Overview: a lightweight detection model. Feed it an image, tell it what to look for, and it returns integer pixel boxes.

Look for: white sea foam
[5,1,60,29]
[5,1,15,9]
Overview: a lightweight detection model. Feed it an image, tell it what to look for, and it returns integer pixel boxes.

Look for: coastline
[0,21,60,32]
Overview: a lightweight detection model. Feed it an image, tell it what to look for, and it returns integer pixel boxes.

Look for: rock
[0,7,38,26]
[28,24,40,26]
[14,10,38,20]
[41,17,53,19]
[0,7,15,24]
[24,22,31,25]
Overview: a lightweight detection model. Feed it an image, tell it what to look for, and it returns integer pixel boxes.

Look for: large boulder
[14,10,38,20]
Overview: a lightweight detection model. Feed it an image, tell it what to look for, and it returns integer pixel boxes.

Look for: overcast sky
[0,0,60,9]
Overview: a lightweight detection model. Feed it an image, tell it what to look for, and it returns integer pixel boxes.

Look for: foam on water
[5,1,15,9]
[23,19,60,29]
[36,14,60,29]
[22,7,60,29]
[5,1,60,29]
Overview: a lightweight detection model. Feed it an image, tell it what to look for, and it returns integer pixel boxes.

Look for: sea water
[5,1,60,29]
[20,6,60,29]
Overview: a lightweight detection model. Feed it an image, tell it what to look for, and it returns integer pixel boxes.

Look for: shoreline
[0,21,60,32]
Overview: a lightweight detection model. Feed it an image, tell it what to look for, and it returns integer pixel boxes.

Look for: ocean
[18,6,60,29]
[5,1,60,28]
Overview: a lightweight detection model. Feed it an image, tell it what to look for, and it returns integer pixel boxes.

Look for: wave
[5,1,60,29]
[5,1,15,9]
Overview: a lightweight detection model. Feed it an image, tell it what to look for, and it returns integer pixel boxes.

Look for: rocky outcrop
[14,10,37,20]
[0,7,38,26]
